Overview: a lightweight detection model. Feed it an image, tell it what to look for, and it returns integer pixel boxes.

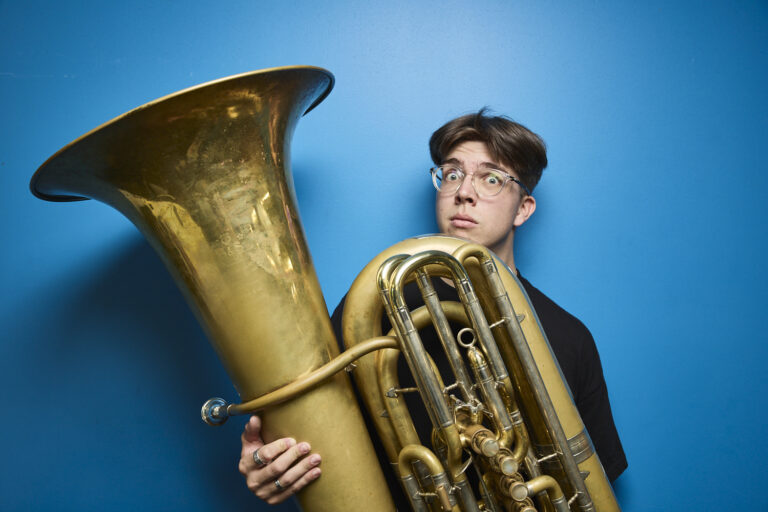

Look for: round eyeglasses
[430,165,531,197]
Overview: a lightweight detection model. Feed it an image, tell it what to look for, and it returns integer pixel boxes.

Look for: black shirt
[331,273,626,507]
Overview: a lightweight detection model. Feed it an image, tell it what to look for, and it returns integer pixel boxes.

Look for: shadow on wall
[20,233,301,510]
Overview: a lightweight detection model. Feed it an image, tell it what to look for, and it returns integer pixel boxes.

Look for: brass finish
[342,235,620,511]
[30,66,394,511]
[523,476,566,506]
[398,445,456,511]
[460,423,499,458]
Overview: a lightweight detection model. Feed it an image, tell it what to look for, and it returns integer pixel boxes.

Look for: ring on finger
[274,479,285,491]
[253,447,267,468]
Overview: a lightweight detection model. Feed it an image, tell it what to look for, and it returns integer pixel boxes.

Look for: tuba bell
[31,66,394,512]
[32,66,620,511]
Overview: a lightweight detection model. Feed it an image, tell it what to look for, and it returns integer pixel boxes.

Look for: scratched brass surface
[31,66,394,511]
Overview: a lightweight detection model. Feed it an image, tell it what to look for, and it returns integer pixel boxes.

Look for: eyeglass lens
[434,166,509,196]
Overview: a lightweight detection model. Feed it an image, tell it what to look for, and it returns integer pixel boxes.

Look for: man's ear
[513,195,537,227]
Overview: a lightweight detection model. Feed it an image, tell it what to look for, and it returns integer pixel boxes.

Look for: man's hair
[429,108,548,193]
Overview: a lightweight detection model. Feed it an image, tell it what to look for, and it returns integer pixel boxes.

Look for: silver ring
[252,448,267,468]
[274,479,285,491]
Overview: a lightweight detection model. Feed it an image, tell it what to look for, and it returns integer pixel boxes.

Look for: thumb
[241,415,263,445]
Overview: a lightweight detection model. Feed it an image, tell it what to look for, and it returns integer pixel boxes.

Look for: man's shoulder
[516,273,592,341]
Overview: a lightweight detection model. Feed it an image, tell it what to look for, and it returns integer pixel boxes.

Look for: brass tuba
[32,66,620,511]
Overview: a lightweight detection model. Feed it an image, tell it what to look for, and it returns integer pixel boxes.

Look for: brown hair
[429,108,548,193]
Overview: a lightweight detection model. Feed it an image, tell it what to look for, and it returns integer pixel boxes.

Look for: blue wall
[2,2,767,511]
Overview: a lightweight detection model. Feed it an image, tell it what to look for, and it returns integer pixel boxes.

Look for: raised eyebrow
[477,162,509,172]
[441,159,510,174]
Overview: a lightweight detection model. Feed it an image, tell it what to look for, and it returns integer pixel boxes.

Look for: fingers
[259,452,322,504]
[243,440,322,503]
[254,438,297,472]
[254,439,303,480]
[266,468,322,504]
[238,415,322,503]
[239,436,292,475]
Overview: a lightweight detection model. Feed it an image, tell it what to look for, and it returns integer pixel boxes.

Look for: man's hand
[238,415,322,505]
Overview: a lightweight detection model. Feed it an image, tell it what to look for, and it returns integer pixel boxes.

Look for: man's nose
[455,175,477,203]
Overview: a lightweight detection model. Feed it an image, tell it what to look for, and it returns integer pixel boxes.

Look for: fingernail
[285,438,296,448]
[311,468,321,478]
[310,454,321,465]
[299,442,311,454]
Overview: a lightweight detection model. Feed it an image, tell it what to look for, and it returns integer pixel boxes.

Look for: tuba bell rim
[29,65,335,203]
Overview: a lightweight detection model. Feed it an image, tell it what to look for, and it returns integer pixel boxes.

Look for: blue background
[2,2,767,511]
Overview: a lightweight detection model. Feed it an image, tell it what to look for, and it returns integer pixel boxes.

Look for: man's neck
[490,239,516,274]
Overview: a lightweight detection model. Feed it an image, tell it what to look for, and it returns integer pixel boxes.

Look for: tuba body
[32,66,619,511]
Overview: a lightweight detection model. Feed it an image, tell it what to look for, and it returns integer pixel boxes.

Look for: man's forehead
[443,155,508,171]
[443,141,508,170]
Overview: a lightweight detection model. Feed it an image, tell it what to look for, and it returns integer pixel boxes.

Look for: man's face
[435,141,535,260]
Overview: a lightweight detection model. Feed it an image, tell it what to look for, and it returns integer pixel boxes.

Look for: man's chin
[441,229,474,243]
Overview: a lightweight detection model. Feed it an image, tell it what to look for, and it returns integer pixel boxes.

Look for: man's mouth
[450,214,477,228]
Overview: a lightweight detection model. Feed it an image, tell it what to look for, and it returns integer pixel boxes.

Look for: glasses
[430,164,531,197]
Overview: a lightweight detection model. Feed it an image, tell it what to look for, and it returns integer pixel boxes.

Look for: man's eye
[444,171,461,181]
[483,172,503,185]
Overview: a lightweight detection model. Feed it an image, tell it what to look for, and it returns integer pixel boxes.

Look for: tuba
[32,66,619,511]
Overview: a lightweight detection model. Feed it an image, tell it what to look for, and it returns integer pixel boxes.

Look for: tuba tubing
[342,234,620,511]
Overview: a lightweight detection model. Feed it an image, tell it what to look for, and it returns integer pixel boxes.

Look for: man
[238,110,627,506]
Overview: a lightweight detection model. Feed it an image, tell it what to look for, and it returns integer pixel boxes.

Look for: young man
[238,110,627,506]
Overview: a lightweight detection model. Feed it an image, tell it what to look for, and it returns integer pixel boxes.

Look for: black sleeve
[518,275,627,482]
[572,327,628,482]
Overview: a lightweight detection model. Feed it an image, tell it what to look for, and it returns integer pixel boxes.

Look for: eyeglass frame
[429,164,532,197]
